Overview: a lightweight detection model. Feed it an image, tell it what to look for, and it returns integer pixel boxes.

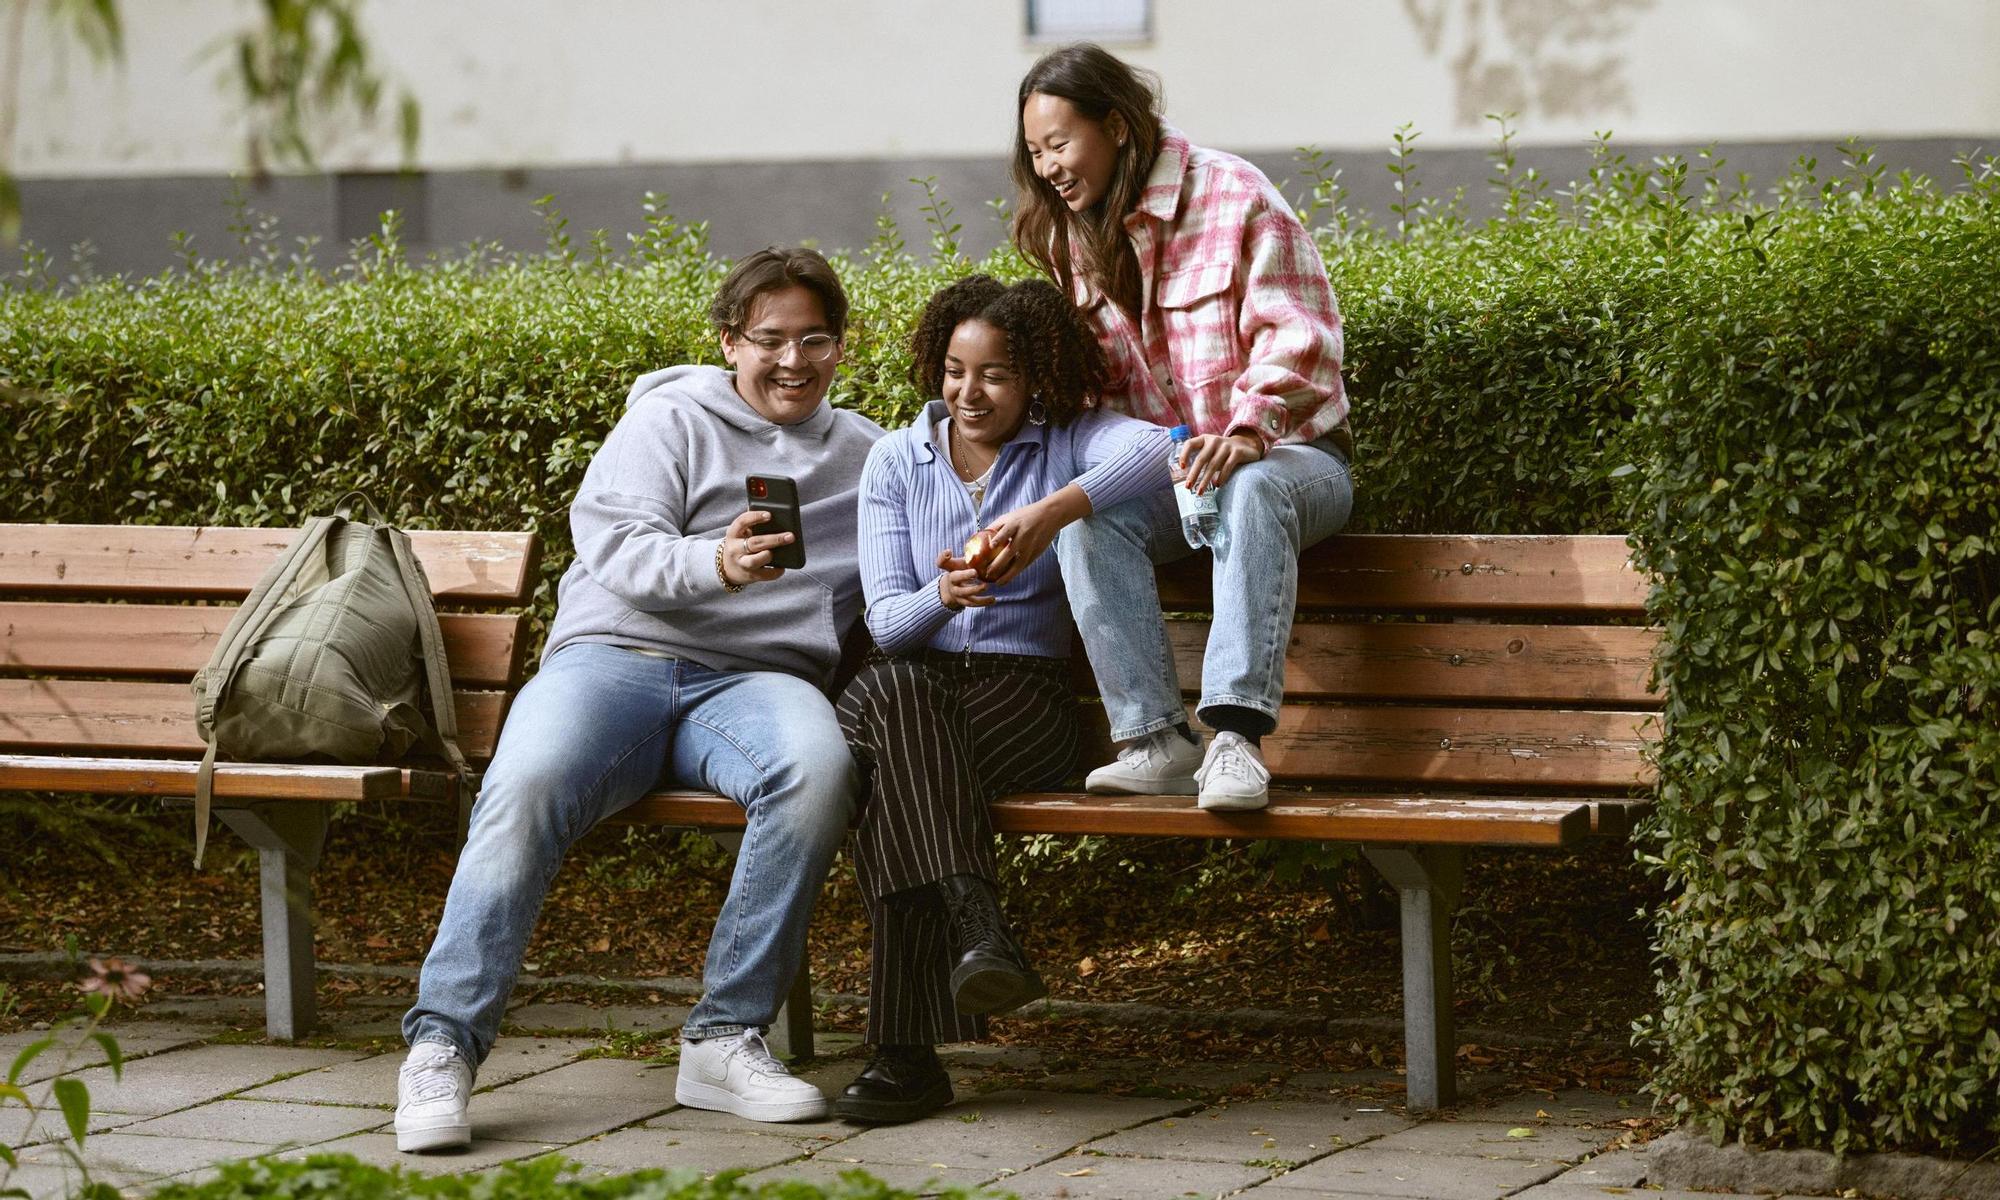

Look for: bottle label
[1174,481,1219,521]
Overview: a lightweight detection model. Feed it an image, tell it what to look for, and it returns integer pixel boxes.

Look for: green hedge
[1625,165,2000,1152]
[4,141,1998,1153]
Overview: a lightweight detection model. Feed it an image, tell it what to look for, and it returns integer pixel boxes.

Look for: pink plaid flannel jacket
[1074,129,1349,452]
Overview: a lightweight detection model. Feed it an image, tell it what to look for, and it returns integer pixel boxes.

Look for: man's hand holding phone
[719,509,795,587]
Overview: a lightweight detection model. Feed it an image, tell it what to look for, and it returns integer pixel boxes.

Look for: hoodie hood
[625,364,839,442]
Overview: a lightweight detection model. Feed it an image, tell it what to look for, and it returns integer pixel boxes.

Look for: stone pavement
[2,997,1846,1200]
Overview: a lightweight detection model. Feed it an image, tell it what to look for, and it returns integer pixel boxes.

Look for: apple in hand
[962,528,1008,580]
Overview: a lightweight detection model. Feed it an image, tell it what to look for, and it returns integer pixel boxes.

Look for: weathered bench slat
[0,525,540,604]
[1078,705,1657,791]
[0,603,531,688]
[1147,621,1660,706]
[0,679,508,759]
[0,754,404,801]
[1157,534,1646,613]
[616,789,1592,846]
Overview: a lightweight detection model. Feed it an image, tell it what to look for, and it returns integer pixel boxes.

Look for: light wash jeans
[1057,437,1353,743]
[403,642,857,1065]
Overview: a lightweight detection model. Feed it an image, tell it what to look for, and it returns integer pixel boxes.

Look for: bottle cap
[1169,424,1191,442]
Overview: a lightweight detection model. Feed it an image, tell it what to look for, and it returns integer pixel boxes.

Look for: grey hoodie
[542,365,886,690]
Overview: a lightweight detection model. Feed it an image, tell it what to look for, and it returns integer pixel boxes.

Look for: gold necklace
[949,421,995,483]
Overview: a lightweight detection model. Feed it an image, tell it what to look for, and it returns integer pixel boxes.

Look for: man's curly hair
[906,274,1110,427]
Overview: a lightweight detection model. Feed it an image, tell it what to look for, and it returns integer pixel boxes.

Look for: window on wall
[1027,0,1151,42]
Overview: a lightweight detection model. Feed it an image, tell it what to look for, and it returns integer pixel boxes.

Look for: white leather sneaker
[395,1041,472,1152]
[1083,728,1204,795]
[675,1029,829,1123]
[1196,731,1271,811]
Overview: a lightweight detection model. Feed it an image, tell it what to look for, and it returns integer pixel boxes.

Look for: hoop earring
[1028,398,1048,426]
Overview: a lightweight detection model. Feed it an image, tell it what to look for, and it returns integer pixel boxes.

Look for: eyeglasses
[735,332,840,363]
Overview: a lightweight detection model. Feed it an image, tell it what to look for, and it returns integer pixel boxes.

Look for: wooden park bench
[0,523,1656,1112]
[0,523,540,1042]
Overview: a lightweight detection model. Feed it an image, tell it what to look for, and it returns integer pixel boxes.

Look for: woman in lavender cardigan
[832,276,1171,1123]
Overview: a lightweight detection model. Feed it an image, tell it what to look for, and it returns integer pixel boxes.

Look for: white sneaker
[675,1029,829,1123]
[1196,731,1271,811]
[395,1042,472,1152]
[1083,728,1204,795]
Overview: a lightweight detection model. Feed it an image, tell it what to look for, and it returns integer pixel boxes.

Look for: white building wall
[15,0,2000,179]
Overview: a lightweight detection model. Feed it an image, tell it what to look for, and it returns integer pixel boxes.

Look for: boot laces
[404,1046,466,1104]
[1116,730,1178,770]
[947,886,1003,946]
[1201,735,1266,786]
[727,1029,787,1080]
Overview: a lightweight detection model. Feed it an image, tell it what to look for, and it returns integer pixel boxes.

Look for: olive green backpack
[190,494,471,865]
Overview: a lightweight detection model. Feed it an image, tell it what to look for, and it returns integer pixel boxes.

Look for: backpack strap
[385,528,478,808]
[192,515,339,868]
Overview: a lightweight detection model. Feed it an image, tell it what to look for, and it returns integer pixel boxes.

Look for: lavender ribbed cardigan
[859,399,1173,658]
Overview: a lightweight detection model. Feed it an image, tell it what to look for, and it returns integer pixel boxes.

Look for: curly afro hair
[906,274,1109,427]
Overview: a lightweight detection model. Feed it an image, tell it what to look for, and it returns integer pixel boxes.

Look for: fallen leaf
[1076,956,1097,977]
[1308,922,1330,943]
[1059,1167,1096,1177]
[1536,1109,1551,1119]
[1507,1127,1536,1138]
[589,936,610,953]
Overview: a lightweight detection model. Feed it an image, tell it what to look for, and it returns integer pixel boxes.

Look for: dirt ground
[1,801,1659,1090]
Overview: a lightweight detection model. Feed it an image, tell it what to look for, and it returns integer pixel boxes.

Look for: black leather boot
[833,1043,953,1123]
[939,874,1048,1016]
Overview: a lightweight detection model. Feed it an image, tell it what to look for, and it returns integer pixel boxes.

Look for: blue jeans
[402,642,857,1065]
[1057,437,1353,742]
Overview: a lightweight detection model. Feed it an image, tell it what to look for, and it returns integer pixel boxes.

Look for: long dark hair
[908,275,1108,427]
[1010,43,1163,314]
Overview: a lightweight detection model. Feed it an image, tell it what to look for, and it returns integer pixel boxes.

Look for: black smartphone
[745,475,806,570]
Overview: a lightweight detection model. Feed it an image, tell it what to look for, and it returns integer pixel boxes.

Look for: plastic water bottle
[1169,425,1221,548]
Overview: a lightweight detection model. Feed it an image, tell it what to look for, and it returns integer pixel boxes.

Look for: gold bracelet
[715,541,745,594]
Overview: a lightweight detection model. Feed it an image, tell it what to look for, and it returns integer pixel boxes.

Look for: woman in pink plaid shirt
[1013,43,1355,812]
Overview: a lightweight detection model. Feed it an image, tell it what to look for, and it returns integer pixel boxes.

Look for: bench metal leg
[769,953,816,1062]
[216,803,329,1042]
[1363,844,1465,1112]
[703,831,818,1061]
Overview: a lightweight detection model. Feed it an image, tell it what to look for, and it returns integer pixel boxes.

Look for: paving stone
[739,1155,994,1193]
[243,1036,596,1106]
[451,1080,673,1144]
[502,1003,690,1035]
[644,1101,852,1141]
[1538,1146,1648,1189]
[1466,1088,1655,1125]
[20,1132,277,1180]
[566,1126,813,1174]
[2,1103,149,1148]
[271,1132,562,1174]
[1001,1152,1274,1198]
[501,1055,679,1102]
[1268,1144,1566,1199]
[115,1097,388,1145]
[829,1090,1181,1172]
[1090,1099,1408,1164]
[56,1044,368,1115]
[937,1043,1048,1071]
[3,1021,221,1085]
[1365,1118,1607,1163]
[136,996,271,1026]
[1513,1186,1761,1200]
[1,1159,152,1200]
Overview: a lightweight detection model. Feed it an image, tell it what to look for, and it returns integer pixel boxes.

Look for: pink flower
[79,956,152,1004]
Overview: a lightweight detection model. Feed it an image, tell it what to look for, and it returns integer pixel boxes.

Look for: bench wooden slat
[1081,705,1657,791]
[0,525,539,604]
[0,603,531,688]
[0,754,404,801]
[0,679,507,759]
[617,789,1593,846]
[1136,621,1660,706]
[1157,534,1646,614]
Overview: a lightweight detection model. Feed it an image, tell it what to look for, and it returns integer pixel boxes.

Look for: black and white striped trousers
[836,650,1078,1045]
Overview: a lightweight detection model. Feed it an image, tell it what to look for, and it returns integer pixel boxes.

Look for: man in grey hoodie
[395,248,886,1152]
